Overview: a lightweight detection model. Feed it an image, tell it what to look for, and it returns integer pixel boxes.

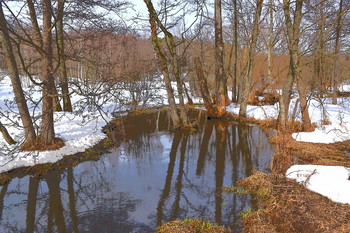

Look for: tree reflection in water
[0,111,273,232]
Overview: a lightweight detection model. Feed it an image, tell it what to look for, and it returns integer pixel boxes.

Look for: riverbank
[236,128,350,232]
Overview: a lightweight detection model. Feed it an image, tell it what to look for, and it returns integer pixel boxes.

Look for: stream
[0,111,274,232]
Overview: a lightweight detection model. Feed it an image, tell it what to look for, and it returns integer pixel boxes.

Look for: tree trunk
[52,84,62,112]
[332,0,343,105]
[278,0,304,132]
[194,57,216,117]
[182,82,193,105]
[40,0,55,145]
[239,0,263,118]
[232,0,238,103]
[57,0,73,112]
[267,0,274,87]
[313,0,326,93]
[171,46,188,125]
[0,2,36,144]
[0,121,16,145]
[145,0,181,127]
[26,0,43,49]
[144,0,189,127]
[299,85,311,131]
[214,0,226,117]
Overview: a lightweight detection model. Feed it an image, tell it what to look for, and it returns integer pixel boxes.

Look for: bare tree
[214,0,227,117]
[267,0,274,87]
[56,0,73,112]
[239,0,264,118]
[0,2,37,145]
[144,0,182,127]
[279,0,304,132]
[194,57,216,117]
[40,0,56,145]
[332,0,344,104]
[232,0,239,102]
[144,0,190,127]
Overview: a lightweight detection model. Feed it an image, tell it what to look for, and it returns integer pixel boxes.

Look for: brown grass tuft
[238,173,350,233]
[157,219,230,233]
[21,138,65,151]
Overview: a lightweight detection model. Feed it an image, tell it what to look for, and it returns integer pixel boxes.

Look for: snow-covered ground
[227,97,350,144]
[0,76,115,173]
[1,75,350,205]
[286,165,350,205]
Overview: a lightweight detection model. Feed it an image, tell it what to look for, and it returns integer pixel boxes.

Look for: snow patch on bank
[286,165,350,205]
[226,97,350,144]
[0,111,111,173]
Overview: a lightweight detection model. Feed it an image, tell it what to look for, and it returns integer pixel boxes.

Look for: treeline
[142,0,350,132]
[0,0,350,148]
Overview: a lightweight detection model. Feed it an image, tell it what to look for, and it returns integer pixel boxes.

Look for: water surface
[0,111,273,232]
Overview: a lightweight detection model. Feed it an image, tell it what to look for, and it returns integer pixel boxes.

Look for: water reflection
[0,111,273,232]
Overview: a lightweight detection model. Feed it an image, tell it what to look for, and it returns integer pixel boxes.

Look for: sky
[132,0,148,15]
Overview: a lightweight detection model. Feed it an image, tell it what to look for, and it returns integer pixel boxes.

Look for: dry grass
[237,172,350,233]
[269,134,350,168]
[157,219,230,233]
[21,138,65,151]
[238,120,350,232]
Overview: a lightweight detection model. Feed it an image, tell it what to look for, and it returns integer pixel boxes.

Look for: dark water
[0,111,273,233]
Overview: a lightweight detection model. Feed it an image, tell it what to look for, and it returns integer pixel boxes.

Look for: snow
[227,102,279,120]
[286,165,350,205]
[0,76,113,173]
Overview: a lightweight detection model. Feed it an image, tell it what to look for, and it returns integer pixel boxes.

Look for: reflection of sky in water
[0,119,274,233]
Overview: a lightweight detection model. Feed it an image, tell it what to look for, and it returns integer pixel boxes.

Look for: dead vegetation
[237,171,350,233]
[237,123,350,232]
[157,219,231,233]
[21,137,65,151]
[249,91,280,106]
[269,134,350,169]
